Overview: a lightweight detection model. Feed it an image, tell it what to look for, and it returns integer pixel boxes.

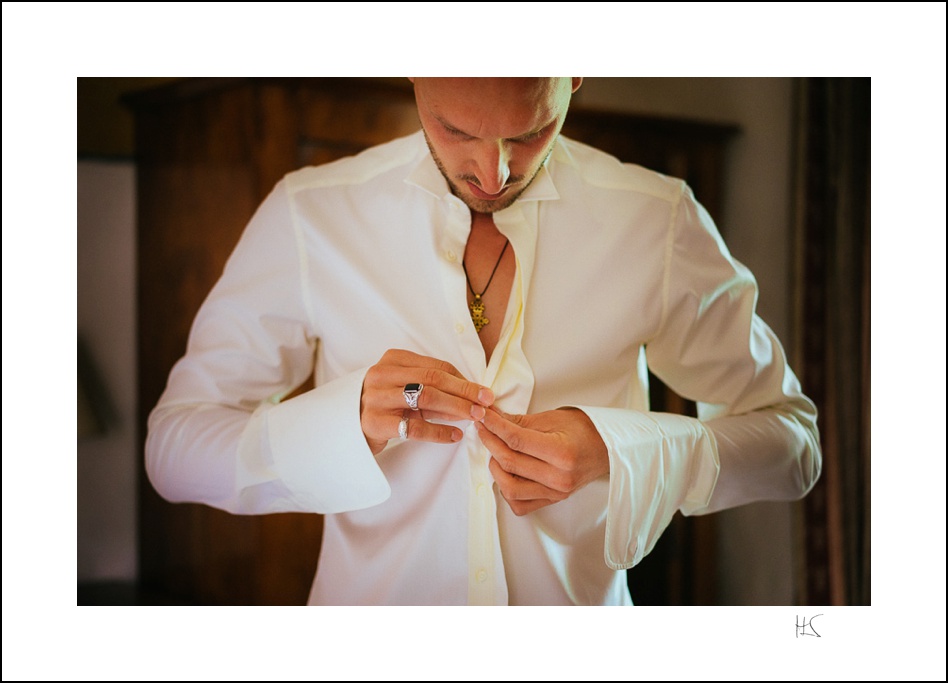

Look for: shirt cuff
[574,406,720,570]
[265,367,392,512]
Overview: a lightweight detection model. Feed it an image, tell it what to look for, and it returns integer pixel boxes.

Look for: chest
[304,199,665,395]
[462,212,515,363]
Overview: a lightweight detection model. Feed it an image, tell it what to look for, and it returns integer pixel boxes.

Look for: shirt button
[476,484,487,497]
[476,569,488,583]
[455,323,465,334]
[445,250,457,262]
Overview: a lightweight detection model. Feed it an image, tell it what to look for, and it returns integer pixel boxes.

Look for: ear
[571,78,583,93]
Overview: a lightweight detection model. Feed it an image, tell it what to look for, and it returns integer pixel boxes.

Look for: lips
[467,181,509,201]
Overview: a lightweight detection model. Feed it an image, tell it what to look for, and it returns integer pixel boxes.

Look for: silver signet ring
[403,383,424,411]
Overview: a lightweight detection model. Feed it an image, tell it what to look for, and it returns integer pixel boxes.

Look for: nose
[474,141,511,195]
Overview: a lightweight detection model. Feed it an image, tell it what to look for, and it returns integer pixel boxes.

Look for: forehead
[415,77,568,138]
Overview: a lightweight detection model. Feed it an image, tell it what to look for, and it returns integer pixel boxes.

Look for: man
[145,78,822,605]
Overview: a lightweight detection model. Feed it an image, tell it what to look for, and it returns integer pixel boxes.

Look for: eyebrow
[435,113,551,142]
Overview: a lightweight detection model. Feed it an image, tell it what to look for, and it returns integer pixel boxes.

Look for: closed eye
[510,130,544,144]
[510,121,555,144]
[443,123,475,141]
[441,120,547,144]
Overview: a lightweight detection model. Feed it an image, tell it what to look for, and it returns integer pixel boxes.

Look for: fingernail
[478,388,494,406]
[452,429,462,442]
[470,404,486,421]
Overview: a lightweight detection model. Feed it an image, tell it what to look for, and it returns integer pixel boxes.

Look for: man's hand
[361,349,494,455]
[477,407,610,515]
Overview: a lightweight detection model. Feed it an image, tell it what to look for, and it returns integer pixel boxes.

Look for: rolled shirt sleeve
[579,406,720,569]
[262,368,390,511]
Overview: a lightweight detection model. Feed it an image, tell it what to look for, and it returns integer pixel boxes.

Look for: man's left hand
[476,407,610,516]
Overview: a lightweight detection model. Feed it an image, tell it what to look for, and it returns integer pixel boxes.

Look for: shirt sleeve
[144,180,391,515]
[578,183,822,570]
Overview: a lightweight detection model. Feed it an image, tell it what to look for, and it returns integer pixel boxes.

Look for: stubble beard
[422,130,554,214]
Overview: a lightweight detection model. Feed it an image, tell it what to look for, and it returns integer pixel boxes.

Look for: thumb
[488,406,526,425]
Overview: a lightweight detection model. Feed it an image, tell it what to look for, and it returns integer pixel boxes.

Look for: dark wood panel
[134,84,266,605]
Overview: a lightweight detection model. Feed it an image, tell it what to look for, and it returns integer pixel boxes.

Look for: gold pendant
[469,294,489,332]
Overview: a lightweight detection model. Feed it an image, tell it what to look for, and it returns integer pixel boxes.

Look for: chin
[463,198,511,214]
[456,186,524,214]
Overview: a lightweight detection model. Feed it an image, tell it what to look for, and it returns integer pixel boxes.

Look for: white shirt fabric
[145,131,821,605]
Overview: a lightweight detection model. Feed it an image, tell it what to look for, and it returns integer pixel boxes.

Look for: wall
[77,160,137,581]
[77,77,801,604]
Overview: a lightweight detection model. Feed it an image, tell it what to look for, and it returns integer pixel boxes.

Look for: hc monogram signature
[795,614,822,638]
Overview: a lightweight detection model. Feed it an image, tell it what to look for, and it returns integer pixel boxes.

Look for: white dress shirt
[145,130,821,605]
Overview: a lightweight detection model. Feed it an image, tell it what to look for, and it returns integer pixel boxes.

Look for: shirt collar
[404,131,562,205]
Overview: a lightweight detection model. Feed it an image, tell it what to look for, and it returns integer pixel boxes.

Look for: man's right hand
[360,349,494,455]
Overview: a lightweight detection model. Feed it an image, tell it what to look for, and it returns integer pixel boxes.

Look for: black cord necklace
[463,239,509,333]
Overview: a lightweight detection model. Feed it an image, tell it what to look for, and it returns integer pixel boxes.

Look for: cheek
[516,137,555,169]
[440,144,465,165]
[511,148,545,175]
[430,136,465,166]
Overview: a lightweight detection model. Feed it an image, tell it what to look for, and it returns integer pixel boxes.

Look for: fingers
[361,349,494,454]
[504,498,557,516]
[487,458,566,501]
[364,350,494,418]
[478,408,610,516]
[488,458,565,516]
[376,349,493,406]
[373,383,489,421]
[395,413,463,445]
[475,421,551,485]
[480,409,560,466]
[480,408,533,449]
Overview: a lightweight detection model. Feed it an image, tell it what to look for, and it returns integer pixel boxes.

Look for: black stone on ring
[403,383,424,410]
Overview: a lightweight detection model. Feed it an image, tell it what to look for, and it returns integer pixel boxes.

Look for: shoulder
[551,135,686,205]
[282,130,427,195]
